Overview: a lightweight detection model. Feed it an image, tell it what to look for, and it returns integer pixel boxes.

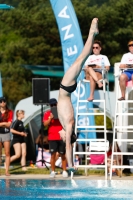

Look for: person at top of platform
[84,40,110,101]
[118,40,133,101]
[57,18,99,172]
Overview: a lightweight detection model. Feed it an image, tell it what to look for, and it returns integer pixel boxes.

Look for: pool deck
[0,174,133,180]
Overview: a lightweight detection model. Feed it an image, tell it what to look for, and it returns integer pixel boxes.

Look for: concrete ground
[0,174,133,180]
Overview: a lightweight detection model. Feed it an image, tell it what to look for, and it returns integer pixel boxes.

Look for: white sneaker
[62,171,68,178]
[50,171,55,178]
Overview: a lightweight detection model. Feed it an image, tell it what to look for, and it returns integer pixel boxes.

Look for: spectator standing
[43,98,68,178]
[0,96,13,176]
[84,40,110,101]
[10,110,27,171]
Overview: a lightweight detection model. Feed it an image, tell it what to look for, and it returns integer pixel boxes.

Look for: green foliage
[0,0,133,108]
[0,0,19,7]
[72,0,133,64]
[0,0,62,107]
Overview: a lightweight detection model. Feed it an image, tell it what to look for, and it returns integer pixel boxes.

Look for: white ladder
[110,68,133,179]
[73,69,110,179]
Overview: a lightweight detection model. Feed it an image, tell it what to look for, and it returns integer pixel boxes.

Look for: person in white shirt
[84,40,110,101]
[118,40,133,100]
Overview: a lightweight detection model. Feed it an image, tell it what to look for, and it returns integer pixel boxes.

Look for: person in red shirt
[43,98,68,178]
[0,96,13,176]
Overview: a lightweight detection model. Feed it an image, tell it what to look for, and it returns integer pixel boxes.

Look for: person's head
[92,40,102,55]
[0,96,8,109]
[49,98,57,107]
[128,40,133,54]
[16,110,25,120]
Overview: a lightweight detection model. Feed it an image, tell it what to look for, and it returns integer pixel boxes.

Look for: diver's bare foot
[97,80,103,88]
[90,18,99,36]
[59,129,66,142]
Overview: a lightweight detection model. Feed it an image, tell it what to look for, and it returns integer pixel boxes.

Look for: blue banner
[50,0,96,141]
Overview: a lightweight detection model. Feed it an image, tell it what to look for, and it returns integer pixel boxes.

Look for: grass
[0,160,132,177]
[0,166,132,176]
[0,163,106,176]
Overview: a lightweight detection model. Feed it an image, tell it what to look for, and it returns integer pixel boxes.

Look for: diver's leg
[61,18,99,87]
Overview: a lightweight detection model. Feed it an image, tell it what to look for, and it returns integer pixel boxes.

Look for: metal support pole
[41,105,44,166]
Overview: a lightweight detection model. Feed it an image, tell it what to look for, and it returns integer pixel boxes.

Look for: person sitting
[36,129,62,168]
[36,129,51,168]
[84,40,110,101]
[118,40,133,100]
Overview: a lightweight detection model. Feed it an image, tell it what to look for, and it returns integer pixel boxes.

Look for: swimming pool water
[0,179,133,200]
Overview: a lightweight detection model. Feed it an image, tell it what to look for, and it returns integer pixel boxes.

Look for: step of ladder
[110,71,133,180]
[76,126,105,128]
[116,113,133,115]
[74,152,106,155]
[110,165,133,169]
[78,100,105,103]
[76,165,106,168]
[74,76,110,180]
[116,100,133,103]
[113,152,133,155]
[76,139,107,141]
[114,139,133,142]
[77,113,104,116]
[77,130,112,133]
[114,126,133,129]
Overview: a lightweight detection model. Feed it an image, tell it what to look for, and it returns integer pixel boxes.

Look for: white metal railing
[73,69,111,179]
[110,68,133,179]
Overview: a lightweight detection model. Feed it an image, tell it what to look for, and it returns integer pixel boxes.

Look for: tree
[0,0,133,107]
[0,0,62,107]
[72,0,133,64]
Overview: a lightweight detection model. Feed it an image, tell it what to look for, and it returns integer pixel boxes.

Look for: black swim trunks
[60,82,77,93]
